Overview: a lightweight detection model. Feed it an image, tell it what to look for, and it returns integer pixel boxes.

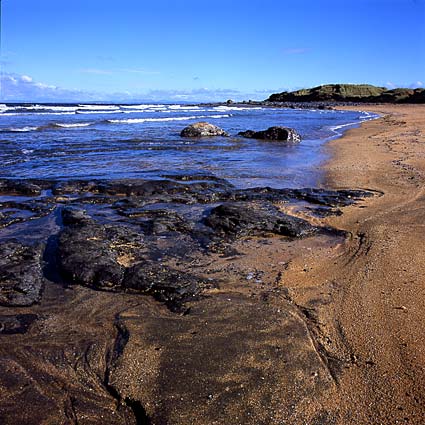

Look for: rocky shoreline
[0,177,373,311]
[0,174,375,424]
[3,103,425,424]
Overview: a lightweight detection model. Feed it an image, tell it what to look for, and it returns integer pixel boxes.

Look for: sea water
[0,103,378,188]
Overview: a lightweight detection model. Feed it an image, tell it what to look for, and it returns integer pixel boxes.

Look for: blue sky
[1,0,424,102]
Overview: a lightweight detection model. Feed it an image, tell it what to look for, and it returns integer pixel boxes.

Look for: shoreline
[287,104,425,423]
[0,104,424,423]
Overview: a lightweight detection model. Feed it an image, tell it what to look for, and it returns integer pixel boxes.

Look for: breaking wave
[106,114,231,124]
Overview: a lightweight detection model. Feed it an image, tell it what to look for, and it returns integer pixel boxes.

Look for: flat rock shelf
[0,176,376,424]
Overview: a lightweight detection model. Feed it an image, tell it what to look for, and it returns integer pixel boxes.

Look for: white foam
[76,109,122,114]
[55,122,93,128]
[42,106,78,112]
[4,126,39,132]
[167,105,201,110]
[107,114,231,124]
[1,111,76,117]
[78,104,120,110]
[212,106,263,111]
[329,122,357,133]
[22,149,34,154]
[122,109,168,114]
[359,111,379,120]
[120,104,166,110]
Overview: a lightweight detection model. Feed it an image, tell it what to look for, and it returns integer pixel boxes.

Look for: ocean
[0,103,378,188]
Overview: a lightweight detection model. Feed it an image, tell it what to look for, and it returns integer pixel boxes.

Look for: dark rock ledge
[0,177,376,312]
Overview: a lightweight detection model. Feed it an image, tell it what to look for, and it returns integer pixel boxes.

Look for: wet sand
[1,105,424,424]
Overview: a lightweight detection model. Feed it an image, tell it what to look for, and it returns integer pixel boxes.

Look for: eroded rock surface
[58,207,207,312]
[0,240,44,306]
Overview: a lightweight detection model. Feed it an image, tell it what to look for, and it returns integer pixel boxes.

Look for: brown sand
[1,105,425,424]
[281,104,425,423]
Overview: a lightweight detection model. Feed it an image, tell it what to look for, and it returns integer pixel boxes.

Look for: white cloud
[20,75,33,83]
[0,72,264,102]
[5,75,18,85]
[0,73,97,102]
[35,82,57,89]
[386,81,424,89]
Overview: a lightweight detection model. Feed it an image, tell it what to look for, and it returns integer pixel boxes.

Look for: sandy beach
[1,104,425,424]
[282,104,425,423]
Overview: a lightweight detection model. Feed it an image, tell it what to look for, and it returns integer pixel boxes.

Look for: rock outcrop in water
[266,84,425,104]
[238,126,301,142]
[180,122,229,137]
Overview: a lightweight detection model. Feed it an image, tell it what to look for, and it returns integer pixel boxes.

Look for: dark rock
[58,222,130,289]
[0,179,43,196]
[159,173,233,186]
[0,240,45,306]
[291,188,375,207]
[307,206,343,217]
[203,202,318,239]
[238,126,301,142]
[61,206,93,226]
[400,88,425,104]
[53,180,100,195]
[117,208,191,235]
[180,122,229,137]
[123,263,203,312]
[58,217,205,311]
[0,314,38,334]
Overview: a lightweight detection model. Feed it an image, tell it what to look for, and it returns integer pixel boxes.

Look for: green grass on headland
[267,84,425,103]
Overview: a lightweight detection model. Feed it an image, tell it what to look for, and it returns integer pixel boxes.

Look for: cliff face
[267,84,425,103]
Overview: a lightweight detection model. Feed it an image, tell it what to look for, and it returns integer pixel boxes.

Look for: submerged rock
[0,240,44,306]
[238,126,301,142]
[180,122,229,137]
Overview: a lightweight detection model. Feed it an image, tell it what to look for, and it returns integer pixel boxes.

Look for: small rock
[394,305,408,311]
[180,122,229,137]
